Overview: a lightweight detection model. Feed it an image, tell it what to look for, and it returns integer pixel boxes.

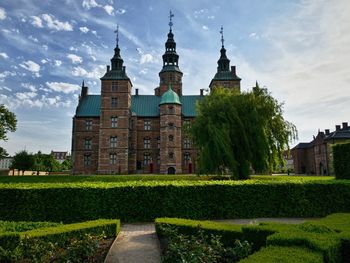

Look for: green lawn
[0,174,334,184]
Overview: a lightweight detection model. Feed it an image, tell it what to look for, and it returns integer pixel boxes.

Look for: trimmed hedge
[0,219,120,261]
[333,142,350,179]
[1,180,350,223]
[155,214,350,263]
[155,218,243,247]
[240,246,323,263]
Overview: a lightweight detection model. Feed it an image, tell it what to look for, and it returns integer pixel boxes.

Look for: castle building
[291,122,350,175]
[71,16,241,175]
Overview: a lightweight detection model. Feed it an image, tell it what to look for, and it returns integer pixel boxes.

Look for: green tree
[0,104,17,159]
[33,151,45,175]
[61,158,72,171]
[42,154,61,173]
[10,150,35,175]
[191,84,297,179]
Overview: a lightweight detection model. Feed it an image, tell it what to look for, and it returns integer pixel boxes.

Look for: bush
[0,219,120,262]
[239,246,323,263]
[1,180,350,223]
[333,142,350,179]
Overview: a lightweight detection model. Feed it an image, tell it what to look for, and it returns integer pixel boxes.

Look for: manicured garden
[155,213,350,262]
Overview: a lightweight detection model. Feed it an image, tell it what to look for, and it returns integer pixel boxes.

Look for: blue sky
[0,0,349,155]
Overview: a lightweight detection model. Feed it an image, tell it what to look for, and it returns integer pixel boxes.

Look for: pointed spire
[82,80,85,87]
[255,80,259,88]
[169,10,174,31]
[220,26,224,48]
[114,24,119,47]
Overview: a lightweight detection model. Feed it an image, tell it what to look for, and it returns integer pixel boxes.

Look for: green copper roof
[75,94,204,118]
[100,70,130,80]
[212,71,241,81]
[159,87,181,105]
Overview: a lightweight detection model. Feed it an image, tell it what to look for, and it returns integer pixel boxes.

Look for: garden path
[104,223,161,263]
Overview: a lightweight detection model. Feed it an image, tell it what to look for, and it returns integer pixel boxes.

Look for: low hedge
[155,218,243,247]
[240,246,323,263]
[1,180,350,223]
[0,219,120,261]
[156,213,350,262]
[333,142,350,179]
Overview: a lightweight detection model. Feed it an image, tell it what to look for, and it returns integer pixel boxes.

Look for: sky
[0,0,349,155]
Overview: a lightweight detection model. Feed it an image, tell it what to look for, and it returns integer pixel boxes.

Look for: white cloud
[30,16,43,28]
[0,52,8,59]
[0,71,16,81]
[202,25,209,30]
[0,86,11,92]
[249,32,260,40]
[42,44,48,51]
[82,0,100,9]
[28,35,39,42]
[72,65,105,79]
[54,60,62,66]
[46,81,80,94]
[116,8,126,15]
[103,5,114,15]
[79,26,89,33]
[0,7,6,20]
[67,53,83,64]
[140,54,154,64]
[21,83,37,92]
[41,59,48,64]
[41,14,73,31]
[69,46,78,51]
[19,60,41,77]
[16,91,37,100]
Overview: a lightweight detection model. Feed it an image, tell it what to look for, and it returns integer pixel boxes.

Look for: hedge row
[0,219,120,260]
[156,213,350,263]
[333,142,350,179]
[1,180,350,223]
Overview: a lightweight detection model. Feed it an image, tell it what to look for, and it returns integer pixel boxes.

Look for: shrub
[1,180,350,223]
[333,142,350,179]
[239,246,323,263]
[0,219,120,262]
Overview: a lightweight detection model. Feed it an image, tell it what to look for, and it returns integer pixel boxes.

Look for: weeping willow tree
[191,84,297,179]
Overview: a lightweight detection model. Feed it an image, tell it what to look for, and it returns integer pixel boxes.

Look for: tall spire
[220,26,224,48]
[114,24,119,47]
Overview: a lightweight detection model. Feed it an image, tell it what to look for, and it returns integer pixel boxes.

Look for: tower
[209,26,241,92]
[159,85,182,174]
[157,11,183,96]
[98,25,132,174]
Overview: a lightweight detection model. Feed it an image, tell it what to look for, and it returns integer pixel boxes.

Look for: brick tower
[156,11,183,97]
[98,26,132,174]
[209,26,241,92]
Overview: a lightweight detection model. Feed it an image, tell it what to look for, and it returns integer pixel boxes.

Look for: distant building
[0,157,13,170]
[291,122,350,175]
[51,151,69,164]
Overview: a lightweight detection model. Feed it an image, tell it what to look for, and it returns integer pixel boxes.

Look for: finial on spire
[82,80,85,87]
[114,24,119,47]
[220,26,224,48]
[168,10,174,31]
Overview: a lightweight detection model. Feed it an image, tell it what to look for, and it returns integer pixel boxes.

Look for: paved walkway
[104,218,318,263]
[104,223,161,263]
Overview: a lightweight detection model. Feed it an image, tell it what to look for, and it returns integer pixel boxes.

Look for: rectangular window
[111,82,118,92]
[144,120,151,130]
[84,139,92,150]
[157,137,160,149]
[144,154,151,165]
[111,116,118,128]
[84,155,91,166]
[111,97,118,108]
[184,153,191,164]
[110,136,117,148]
[184,138,190,149]
[85,120,92,131]
[110,153,117,165]
[144,138,151,149]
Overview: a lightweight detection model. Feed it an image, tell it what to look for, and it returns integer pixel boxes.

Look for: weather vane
[169,10,174,30]
[220,26,224,48]
[114,24,119,47]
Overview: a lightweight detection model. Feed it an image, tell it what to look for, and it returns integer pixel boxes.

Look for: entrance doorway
[167,167,176,174]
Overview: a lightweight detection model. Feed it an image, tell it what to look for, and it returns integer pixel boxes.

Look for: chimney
[231,66,236,75]
[81,86,88,98]
[342,122,348,129]
[200,89,204,96]
[335,125,341,131]
[135,88,139,96]
[325,129,330,135]
[107,65,110,72]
